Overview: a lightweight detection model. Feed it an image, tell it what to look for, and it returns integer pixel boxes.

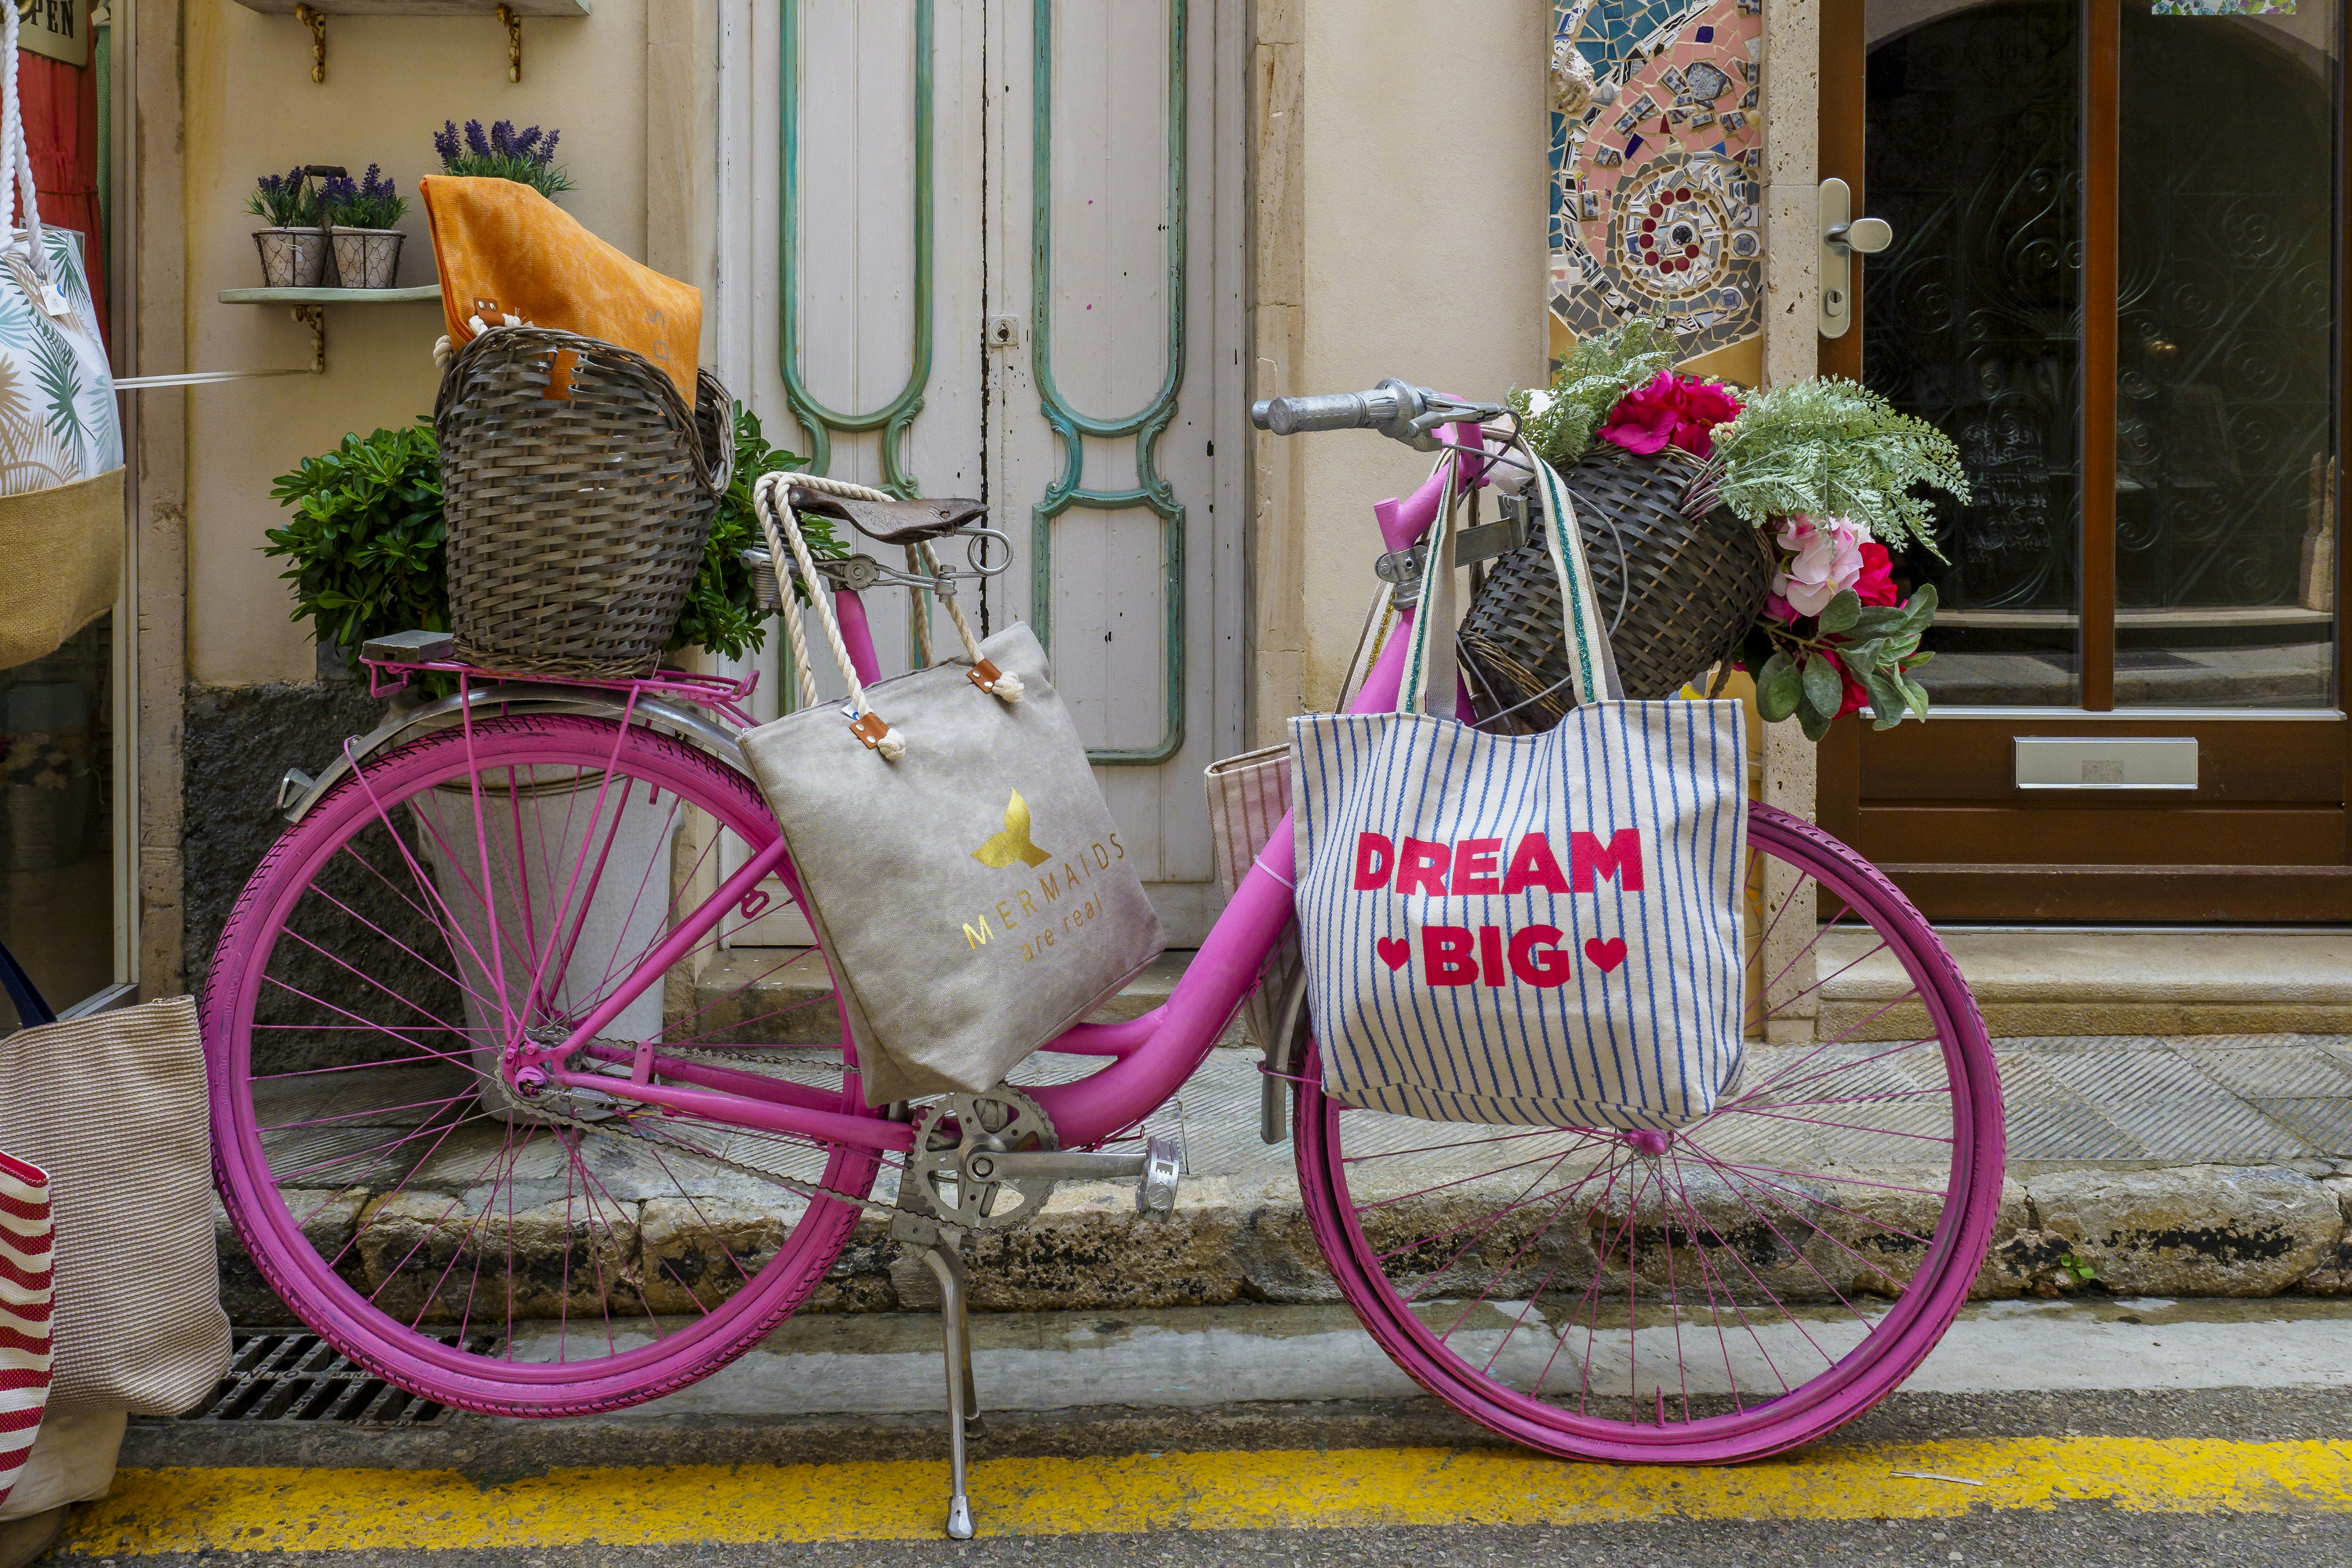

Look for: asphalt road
[63,1515,2352,1568]
[74,1382,2352,1568]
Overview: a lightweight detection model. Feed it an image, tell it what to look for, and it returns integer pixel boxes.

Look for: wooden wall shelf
[219,287,442,305]
[235,2,589,84]
[219,286,443,375]
[234,3,590,15]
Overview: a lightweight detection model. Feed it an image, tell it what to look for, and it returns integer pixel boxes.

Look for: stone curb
[217,1160,2352,1324]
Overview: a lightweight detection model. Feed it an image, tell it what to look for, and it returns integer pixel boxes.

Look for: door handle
[1818,178,1892,339]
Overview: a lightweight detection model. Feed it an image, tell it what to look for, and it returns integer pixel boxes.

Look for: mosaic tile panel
[1552,0,1764,359]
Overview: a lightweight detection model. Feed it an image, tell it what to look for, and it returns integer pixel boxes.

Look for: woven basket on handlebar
[1459,441,1774,730]
[436,326,733,679]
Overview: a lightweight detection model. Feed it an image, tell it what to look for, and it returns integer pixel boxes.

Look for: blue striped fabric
[1290,696,1748,1130]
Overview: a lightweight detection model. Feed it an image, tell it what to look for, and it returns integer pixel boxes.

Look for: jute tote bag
[0,961,230,1416]
[1290,447,1748,1130]
[0,9,125,671]
[740,479,1164,1106]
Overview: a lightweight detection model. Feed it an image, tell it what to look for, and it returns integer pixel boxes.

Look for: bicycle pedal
[1137,1134,1181,1217]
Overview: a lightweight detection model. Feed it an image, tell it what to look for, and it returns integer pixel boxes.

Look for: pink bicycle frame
[538,433,1488,1156]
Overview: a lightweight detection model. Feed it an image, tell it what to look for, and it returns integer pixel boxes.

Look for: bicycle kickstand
[902,1216,982,1539]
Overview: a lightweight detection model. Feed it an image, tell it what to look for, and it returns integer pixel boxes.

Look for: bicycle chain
[524,1044,918,1227]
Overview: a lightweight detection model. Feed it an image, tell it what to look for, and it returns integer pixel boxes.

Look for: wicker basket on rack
[436,326,733,678]
[1459,442,1775,730]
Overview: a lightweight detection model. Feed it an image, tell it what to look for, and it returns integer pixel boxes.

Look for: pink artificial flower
[1771,515,1867,619]
[1596,372,1743,459]
[1854,541,1898,608]
[1834,657,1872,719]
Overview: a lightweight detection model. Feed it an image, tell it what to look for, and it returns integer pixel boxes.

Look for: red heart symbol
[1584,936,1628,973]
[1375,936,1411,971]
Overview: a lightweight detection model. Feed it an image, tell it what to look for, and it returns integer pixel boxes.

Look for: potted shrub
[247,167,326,289]
[431,118,574,200]
[321,165,408,290]
[263,407,836,1061]
[263,405,835,675]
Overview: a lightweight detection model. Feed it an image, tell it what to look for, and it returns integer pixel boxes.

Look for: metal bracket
[1372,510,1528,607]
[1374,544,1428,605]
[291,305,325,373]
[497,4,524,82]
[1259,970,1311,1145]
[294,4,326,83]
[1457,513,1529,564]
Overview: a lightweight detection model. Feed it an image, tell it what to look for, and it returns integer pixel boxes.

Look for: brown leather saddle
[788,485,987,544]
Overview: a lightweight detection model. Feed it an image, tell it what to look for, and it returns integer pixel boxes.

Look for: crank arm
[964,1137,1182,1215]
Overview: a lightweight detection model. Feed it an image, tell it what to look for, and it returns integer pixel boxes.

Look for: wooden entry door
[715,0,1246,944]
[1818,0,2352,921]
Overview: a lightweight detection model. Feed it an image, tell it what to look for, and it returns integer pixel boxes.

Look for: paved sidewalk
[219,1034,2352,1324]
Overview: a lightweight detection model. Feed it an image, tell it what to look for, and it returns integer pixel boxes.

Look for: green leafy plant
[1710,377,1970,557]
[668,404,843,662]
[264,423,449,660]
[264,407,835,669]
[245,168,319,228]
[1744,584,1939,742]
[320,165,407,230]
[432,119,574,201]
[1508,316,1681,469]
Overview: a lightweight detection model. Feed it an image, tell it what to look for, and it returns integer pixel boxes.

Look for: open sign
[16,2,89,70]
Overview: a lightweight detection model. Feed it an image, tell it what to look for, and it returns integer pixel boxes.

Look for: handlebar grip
[1250,391,1378,436]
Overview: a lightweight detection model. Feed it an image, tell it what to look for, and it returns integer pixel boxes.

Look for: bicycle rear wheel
[1296,802,2003,1462]
[205,712,885,1416]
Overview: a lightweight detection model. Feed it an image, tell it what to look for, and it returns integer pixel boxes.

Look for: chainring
[902,1086,1059,1230]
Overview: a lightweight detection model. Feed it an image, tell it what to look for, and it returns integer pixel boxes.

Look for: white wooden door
[718,0,1245,945]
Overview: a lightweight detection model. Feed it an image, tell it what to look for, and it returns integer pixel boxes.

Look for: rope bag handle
[0,5,59,309]
[750,471,1021,760]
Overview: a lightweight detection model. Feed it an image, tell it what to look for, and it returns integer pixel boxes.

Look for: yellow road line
[67,1437,2352,1553]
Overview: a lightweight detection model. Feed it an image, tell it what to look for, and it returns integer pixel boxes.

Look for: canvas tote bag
[1290,446,1748,1130]
[0,6,125,671]
[0,1148,50,1508]
[0,954,230,1416]
[740,479,1164,1106]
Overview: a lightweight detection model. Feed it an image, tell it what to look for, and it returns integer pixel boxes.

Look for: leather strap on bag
[750,472,1021,759]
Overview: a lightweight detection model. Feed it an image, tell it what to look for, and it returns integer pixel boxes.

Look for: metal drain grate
[179,1328,501,1427]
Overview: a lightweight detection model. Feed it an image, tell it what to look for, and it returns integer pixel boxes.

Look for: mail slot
[2014,737,2199,790]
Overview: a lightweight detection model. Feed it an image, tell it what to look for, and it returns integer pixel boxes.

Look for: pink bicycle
[205,384,2003,1539]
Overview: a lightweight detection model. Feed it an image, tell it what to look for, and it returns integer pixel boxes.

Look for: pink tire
[205,713,882,1416]
[1296,802,2004,1461]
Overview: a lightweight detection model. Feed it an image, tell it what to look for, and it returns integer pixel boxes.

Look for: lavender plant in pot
[321,166,408,289]
[247,168,325,289]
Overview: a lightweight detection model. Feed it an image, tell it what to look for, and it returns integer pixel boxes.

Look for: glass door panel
[0,613,119,1026]
[1864,0,2083,706]
[2116,1,2338,707]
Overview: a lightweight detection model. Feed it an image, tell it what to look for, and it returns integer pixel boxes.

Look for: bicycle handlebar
[1250,378,1511,451]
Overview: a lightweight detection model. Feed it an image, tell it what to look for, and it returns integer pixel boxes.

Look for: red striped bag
[0,1152,51,1508]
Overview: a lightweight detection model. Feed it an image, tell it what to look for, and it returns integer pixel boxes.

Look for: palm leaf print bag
[1290,446,1747,1130]
[0,5,125,671]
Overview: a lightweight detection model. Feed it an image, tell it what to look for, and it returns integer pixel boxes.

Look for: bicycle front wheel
[1296,802,2004,1462]
[205,712,885,1417]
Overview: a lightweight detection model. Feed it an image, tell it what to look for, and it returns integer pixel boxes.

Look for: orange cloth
[419,176,701,396]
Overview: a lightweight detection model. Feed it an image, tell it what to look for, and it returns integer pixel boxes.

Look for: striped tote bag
[1290,445,1747,1130]
[0,1152,50,1508]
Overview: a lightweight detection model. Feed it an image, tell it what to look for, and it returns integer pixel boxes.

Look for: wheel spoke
[211,715,883,1411]
[1298,804,1999,1458]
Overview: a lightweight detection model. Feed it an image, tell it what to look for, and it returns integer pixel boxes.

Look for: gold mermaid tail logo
[972,790,1054,870]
